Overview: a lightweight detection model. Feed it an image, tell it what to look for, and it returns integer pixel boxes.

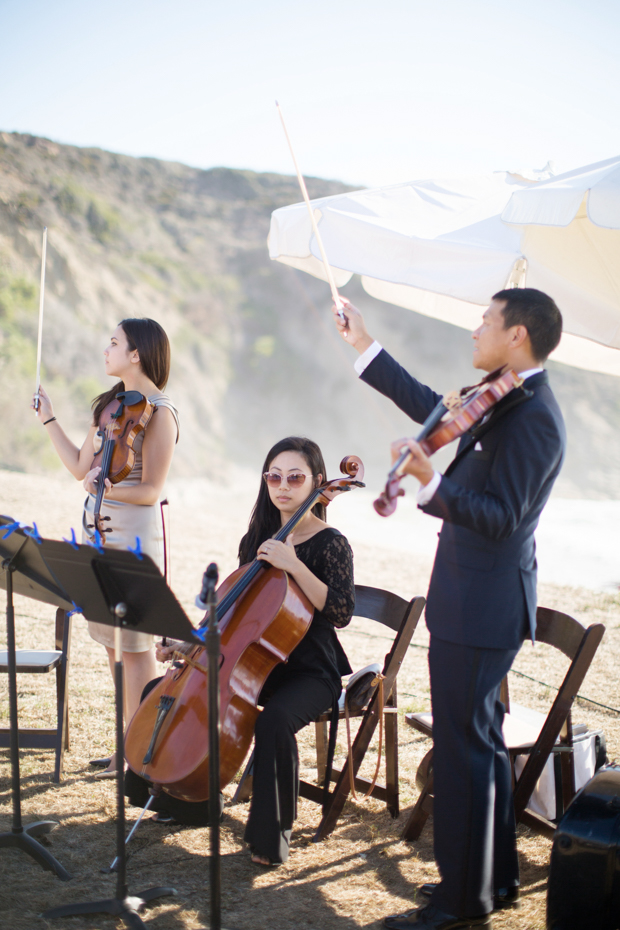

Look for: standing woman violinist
[144,436,354,864]
[33,318,179,775]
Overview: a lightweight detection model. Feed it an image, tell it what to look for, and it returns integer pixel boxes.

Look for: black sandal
[151,812,178,825]
[250,848,278,867]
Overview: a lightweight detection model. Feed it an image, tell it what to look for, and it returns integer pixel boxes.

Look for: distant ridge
[1,130,619,497]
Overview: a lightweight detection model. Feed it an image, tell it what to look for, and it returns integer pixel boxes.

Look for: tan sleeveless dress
[82,393,180,653]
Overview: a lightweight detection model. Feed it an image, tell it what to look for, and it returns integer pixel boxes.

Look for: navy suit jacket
[362,350,566,650]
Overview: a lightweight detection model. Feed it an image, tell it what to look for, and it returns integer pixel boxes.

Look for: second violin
[374,367,524,517]
[86,391,154,542]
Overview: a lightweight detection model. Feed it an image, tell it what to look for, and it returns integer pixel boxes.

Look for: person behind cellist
[32,318,179,776]
[129,435,355,865]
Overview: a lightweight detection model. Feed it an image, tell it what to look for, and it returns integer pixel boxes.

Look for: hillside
[1,130,619,498]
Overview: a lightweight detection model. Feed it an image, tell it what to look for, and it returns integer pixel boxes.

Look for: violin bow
[33,227,48,415]
[275,101,346,322]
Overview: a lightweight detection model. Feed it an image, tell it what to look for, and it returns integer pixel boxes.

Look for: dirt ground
[1,469,620,930]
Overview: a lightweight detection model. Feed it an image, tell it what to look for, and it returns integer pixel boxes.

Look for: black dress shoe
[383,904,491,929]
[418,883,520,912]
[89,756,112,768]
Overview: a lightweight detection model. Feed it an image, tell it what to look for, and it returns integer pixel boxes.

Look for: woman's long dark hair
[91,318,171,425]
[238,437,327,565]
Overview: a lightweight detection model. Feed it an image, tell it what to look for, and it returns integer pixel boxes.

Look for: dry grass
[1,469,620,929]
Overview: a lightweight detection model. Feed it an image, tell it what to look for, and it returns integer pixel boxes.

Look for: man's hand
[332,298,374,354]
[390,438,434,487]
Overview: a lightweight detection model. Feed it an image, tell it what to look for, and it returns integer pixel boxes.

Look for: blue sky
[1,0,619,187]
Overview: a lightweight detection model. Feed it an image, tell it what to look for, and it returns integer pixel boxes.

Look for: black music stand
[38,536,201,927]
[203,563,223,930]
[0,516,73,881]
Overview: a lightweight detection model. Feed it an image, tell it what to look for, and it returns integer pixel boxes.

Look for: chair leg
[384,684,399,818]
[315,720,329,787]
[559,712,576,817]
[402,748,434,841]
[314,693,384,841]
[54,610,72,783]
[233,748,254,803]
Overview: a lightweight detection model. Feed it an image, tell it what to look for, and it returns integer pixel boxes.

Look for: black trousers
[428,635,520,918]
[244,672,334,863]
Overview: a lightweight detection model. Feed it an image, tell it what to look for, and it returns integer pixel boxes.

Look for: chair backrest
[503,607,595,711]
[512,606,605,821]
[535,606,594,659]
[352,585,414,632]
[350,585,426,699]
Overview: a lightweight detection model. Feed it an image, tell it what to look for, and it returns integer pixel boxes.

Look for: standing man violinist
[333,289,565,930]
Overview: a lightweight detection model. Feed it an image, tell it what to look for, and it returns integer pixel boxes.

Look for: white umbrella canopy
[268,157,620,376]
[501,156,620,348]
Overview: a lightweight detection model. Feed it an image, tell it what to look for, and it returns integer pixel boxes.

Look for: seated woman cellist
[126,435,355,865]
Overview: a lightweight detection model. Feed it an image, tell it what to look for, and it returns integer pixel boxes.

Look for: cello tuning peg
[101,516,112,522]
[86,523,94,529]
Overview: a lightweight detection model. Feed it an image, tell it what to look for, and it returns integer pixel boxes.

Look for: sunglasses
[263,472,311,488]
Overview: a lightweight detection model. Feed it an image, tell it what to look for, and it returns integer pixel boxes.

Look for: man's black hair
[493,288,562,362]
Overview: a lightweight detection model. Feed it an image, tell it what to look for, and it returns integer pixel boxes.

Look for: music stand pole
[205,563,221,930]
[0,556,71,880]
[113,609,129,903]
[42,600,176,926]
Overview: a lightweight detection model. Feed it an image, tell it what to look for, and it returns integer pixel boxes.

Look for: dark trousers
[428,635,520,918]
[244,672,333,863]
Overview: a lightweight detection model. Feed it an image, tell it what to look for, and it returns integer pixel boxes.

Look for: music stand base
[42,886,177,927]
[0,822,72,880]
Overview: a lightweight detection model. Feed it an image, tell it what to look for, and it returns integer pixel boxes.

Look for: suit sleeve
[420,402,564,540]
[360,348,443,425]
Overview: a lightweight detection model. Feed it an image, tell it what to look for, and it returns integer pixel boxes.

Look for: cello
[124,455,365,802]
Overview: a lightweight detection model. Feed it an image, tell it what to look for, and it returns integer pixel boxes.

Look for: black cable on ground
[509,668,620,716]
[345,626,620,715]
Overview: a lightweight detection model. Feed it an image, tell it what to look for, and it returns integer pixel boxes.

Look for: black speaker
[547,764,620,929]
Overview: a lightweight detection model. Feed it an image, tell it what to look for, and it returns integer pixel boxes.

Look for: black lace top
[262,527,354,701]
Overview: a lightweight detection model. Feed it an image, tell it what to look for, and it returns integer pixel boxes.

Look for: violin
[374,367,524,517]
[86,390,154,542]
[124,455,365,803]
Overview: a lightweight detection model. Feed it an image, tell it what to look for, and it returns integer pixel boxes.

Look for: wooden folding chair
[401,606,605,841]
[302,587,425,840]
[233,586,425,841]
[0,607,72,782]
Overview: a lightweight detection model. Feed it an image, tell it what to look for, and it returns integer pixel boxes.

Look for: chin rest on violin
[123,455,365,804]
